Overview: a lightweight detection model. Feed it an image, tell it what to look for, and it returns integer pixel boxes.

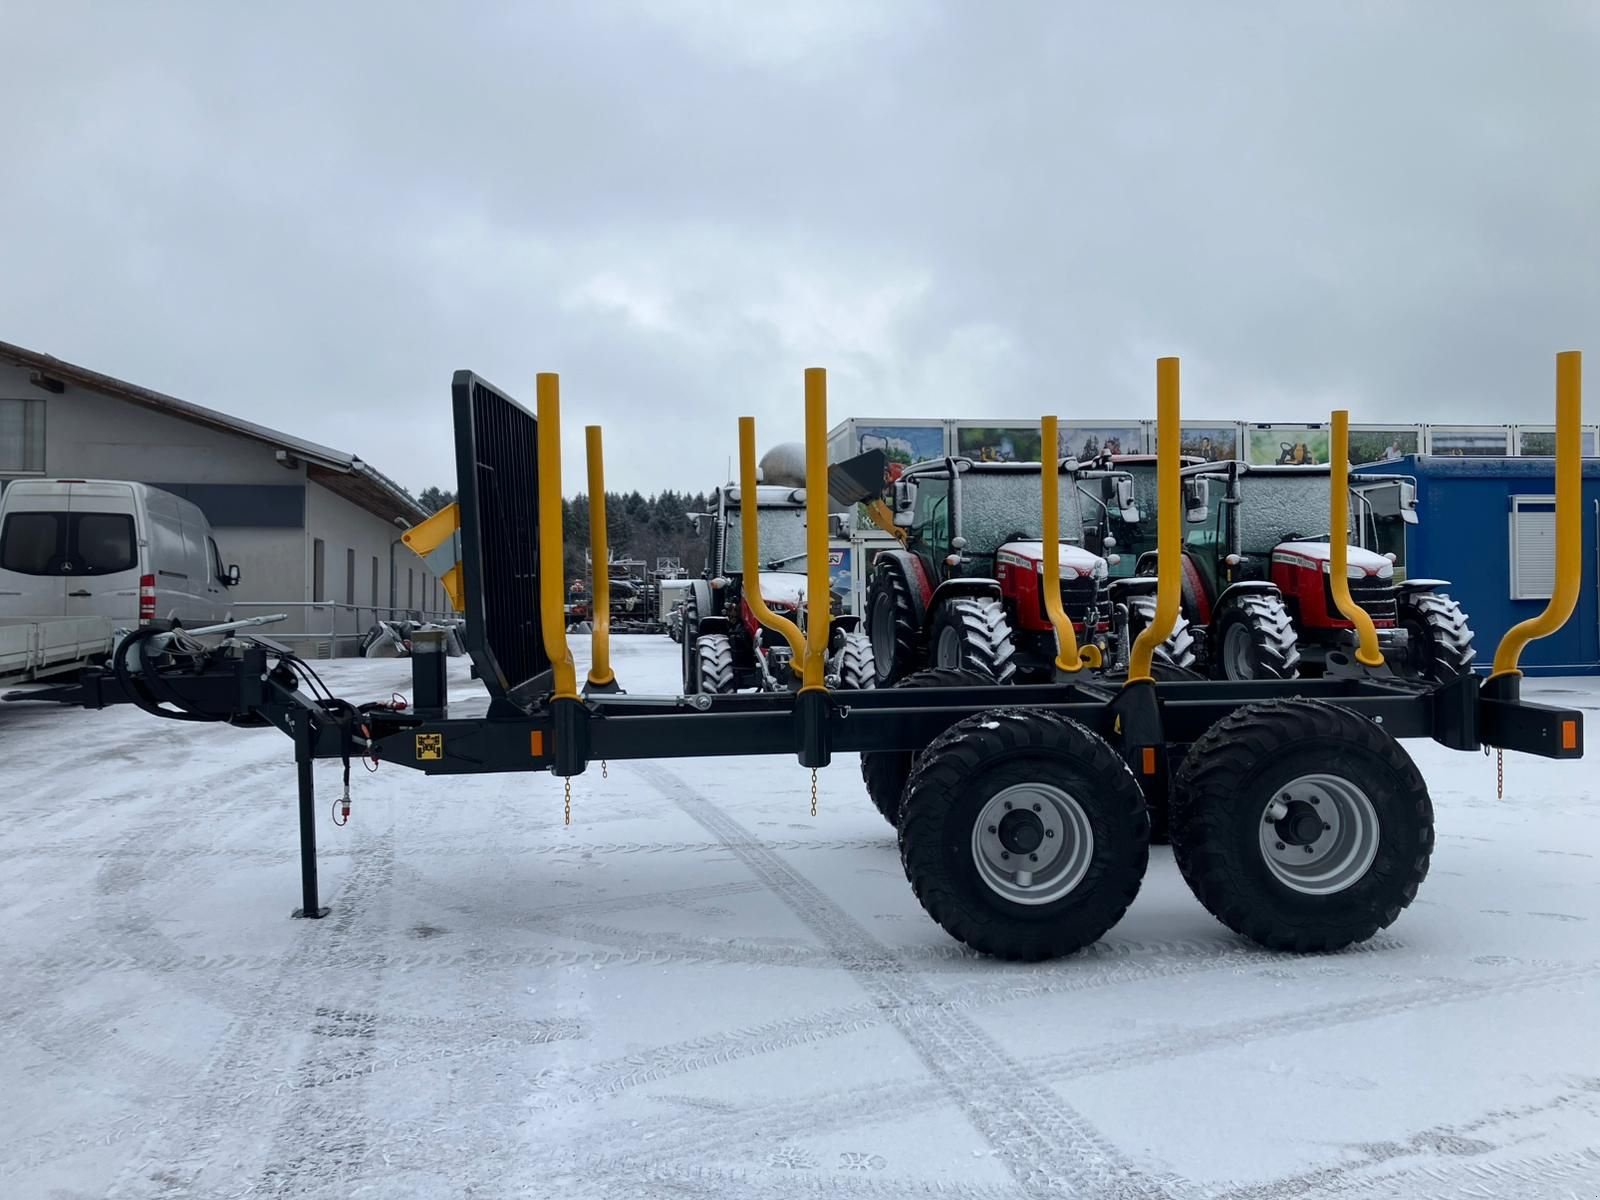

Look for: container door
[0,489,70,617]
[64,482,141,621]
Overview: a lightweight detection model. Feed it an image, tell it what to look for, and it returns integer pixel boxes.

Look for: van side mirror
[226,564,241,586]
[1183,478,1210,524]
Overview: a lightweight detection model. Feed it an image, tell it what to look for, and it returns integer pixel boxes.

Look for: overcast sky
[2,2,1597,496]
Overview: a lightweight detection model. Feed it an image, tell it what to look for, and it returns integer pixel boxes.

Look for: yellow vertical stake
[536,373,579,701]
[585,425,615,689]
[1039,415,1083,673]
[800,368,831,693]
[1126,358,1183,685]
[1491,351,1583,677]
[1328,411,1384,667]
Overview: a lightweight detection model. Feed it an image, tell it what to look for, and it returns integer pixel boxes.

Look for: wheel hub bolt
[1001,851,1010,860]
[1033,803,1041,812]
[988,825,997,834]
[1003,801,1012,810]
[1045,830,1055,839]
[1275,841,1286,851]
[1029,853,1038,862]
[1304,845,1314,855]
[1323,822,1331,831]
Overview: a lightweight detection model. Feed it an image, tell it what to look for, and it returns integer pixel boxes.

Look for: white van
[0,480,240,626]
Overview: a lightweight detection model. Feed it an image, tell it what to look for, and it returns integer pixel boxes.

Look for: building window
[345,547,355,606]
[0,398,46,473]
[312,538,326,603]
[371,556,380,610]
[1509,495,1556,600]
[407,568,414,611]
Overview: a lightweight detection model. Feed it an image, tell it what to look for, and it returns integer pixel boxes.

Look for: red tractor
[866,457,1195,684]
[1137,461,1474,681]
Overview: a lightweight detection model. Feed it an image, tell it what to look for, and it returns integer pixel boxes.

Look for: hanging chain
[810,768,818,818]
[564,776,572,826]
[601,760,608,779]
[1497,749,1504,800]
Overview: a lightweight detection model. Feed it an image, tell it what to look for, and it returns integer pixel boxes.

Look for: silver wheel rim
[1223,621,1255,680]
[1257,773,1380,895]
[970,783,1094,905]
[936,625,963,669]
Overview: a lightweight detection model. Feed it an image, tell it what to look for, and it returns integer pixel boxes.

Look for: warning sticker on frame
[415,733,444,761]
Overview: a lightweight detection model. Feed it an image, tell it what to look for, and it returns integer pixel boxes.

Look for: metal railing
[228,600,458,648]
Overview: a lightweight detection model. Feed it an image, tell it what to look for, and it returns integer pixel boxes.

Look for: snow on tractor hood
[755,572,808,608]
[1273,541,1395,579]
[996,541,1108,581]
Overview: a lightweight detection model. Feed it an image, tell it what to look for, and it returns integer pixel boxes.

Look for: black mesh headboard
[451,370,551,707]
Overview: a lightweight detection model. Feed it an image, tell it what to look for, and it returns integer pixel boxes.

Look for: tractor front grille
[1325,575,1399,626]
[1042,575,1109,628]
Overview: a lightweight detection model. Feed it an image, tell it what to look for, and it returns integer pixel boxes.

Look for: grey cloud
[1,1,1596,498]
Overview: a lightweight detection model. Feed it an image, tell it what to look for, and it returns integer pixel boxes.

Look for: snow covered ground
[3,635,1599,1199]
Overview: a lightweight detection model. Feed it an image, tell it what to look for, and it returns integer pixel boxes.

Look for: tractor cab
[1074,453,1206,577]
[869,457,1194,683]
[1138,461,1471,681]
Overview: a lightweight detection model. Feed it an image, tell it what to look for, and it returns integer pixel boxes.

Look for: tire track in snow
[630,759,1177,1200]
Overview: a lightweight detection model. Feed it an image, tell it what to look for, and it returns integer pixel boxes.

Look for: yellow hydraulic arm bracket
[1492,350,1584,678]
[802,368,832,692]
[1039,415,1084,674]
[1328,410,1385,668]
[584,425,616,689]
[536,373,579,701]
[1126,357,1183,685]
[401,502,466,613]
[738,416,807,670]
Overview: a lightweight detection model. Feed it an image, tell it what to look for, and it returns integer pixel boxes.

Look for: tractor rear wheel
[859,667,991,827]
[1400,592,1476,681]
[867,558,920,685]
[829,629,876,691]
[1213,593,1300,680]
[681,590,703,692]
[927,597,1018,684]
[900,708,1149,960]
[1128,594,1198,670]
[1169,699,1433,952]
[694,633,736,694]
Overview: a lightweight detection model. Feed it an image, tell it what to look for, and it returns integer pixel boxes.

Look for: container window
[1509,495,1556,600]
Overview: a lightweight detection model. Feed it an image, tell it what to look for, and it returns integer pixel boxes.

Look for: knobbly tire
[1213,592,1300,680]
[694,633,736,694]
[867,557,921,685]
[859,668,991,828]
[681,590,703,692]
[1400,592,1476,682]
[829,630,877,692]
[899,708,1150,961]
[1169,699,1433,953]
[926,596,1018,684]
[1128,594,1198,671]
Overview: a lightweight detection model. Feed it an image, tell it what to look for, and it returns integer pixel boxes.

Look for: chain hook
[810,768,818,818]
[564,776,572,826]
[1497,748,1504,801]
[601,760,608,779]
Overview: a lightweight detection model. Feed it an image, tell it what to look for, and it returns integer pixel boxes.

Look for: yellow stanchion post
[1126,358,1183,685]
[1491,351,1584,678]
[738,417,806,667]
[1039,416,1084,674]
[536,374,579,701]
[1328,410,1384,668]
[584,426,616,690]
[801,368,831,693]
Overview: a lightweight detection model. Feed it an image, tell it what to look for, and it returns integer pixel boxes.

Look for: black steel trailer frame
[12,353,1588,960]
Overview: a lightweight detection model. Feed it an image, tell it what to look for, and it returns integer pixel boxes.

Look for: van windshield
[0,511,137,576]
